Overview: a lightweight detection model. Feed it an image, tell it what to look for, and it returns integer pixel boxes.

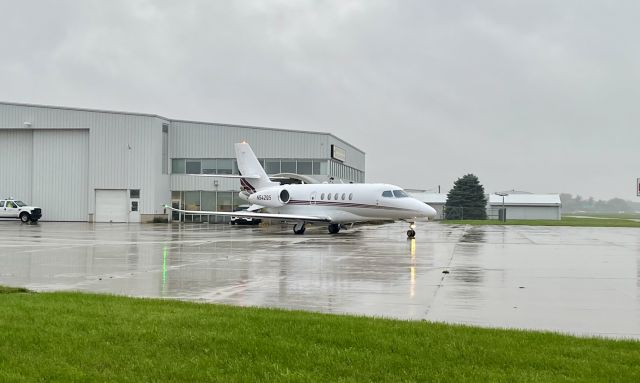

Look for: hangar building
[0,101,365,223]
[488,193,561,220]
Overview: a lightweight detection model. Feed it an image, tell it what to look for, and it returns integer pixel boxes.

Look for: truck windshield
[14,201,26,207]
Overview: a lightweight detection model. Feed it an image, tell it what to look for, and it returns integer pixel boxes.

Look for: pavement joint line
[423,225,468,318]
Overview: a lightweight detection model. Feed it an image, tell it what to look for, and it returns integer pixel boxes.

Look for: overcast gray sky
[1,0,638,200]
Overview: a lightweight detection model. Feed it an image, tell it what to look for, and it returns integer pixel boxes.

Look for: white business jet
[165,142,436,237]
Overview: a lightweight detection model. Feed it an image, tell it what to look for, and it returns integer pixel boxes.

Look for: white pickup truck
[0,199,42,223]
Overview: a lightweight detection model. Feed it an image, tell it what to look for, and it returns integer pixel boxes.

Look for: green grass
[1,288,639,382]
[442,216,640,228]
[567,212,640,219]
[0,285,30,294]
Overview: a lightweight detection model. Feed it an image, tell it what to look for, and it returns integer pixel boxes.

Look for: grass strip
[442,216,640,228]
[1,288,639,382]
[0,285,31,294]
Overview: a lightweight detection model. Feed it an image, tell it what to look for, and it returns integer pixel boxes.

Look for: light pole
[495,192,509,222]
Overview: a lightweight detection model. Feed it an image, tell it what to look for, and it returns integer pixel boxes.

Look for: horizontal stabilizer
[187,174,261,179]
[163,205,332,223]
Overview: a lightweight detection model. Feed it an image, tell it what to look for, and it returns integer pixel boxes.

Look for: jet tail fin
[234,142,278,193]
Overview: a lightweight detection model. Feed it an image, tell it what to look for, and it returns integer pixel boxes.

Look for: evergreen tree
[445,174,488,219]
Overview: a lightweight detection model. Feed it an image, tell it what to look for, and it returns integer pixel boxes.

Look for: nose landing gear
[407,222,416,238]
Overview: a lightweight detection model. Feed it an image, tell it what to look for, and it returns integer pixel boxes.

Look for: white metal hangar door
[95,190,128,223]
[0,130,33,201]
[0,130,89,221]
[32,130,89,221]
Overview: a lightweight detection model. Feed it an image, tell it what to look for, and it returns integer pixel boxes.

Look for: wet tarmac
[1,221,639,339]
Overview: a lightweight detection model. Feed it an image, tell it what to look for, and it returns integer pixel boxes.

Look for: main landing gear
[292,223,342,235]
[407,222,416,239]
[293,222,306,235]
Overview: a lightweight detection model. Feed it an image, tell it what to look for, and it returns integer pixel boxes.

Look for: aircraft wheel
[328,224,341,234]
[293,224,306,235]
[407,229,416,238]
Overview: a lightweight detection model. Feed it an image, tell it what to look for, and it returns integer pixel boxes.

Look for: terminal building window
[171,190,245,223]
[217,159,233,174]
[171,157,364,182]
[202,159,217,174]
[265,160,281,174]
[281,160,296,173]
[172,159,185,174]
[171,158,337,177]
[186,160,201,174]
[297,161,312,174]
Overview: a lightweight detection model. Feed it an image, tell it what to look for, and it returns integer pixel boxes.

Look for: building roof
[0,100,364,154]
[488,194,561,206]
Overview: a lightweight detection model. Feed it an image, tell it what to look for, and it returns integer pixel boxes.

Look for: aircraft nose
[416,202,437,218]
[414,200,437,218]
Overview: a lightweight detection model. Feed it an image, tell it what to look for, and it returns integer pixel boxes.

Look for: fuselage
[262,183,436,223]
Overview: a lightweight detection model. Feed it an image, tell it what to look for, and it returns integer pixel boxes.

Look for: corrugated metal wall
[33,130,89,221]
[505,206,561,220]
[87,114,167,216]
[0,102,364,220]
[0,103,169,217]
[171,121,332,158]
[169,120,366,191]
[0,130,33,200]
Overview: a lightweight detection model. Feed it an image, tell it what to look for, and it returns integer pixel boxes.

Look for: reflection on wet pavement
[0,221,639,339]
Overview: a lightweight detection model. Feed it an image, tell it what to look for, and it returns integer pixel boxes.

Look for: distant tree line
[560,194,640,213]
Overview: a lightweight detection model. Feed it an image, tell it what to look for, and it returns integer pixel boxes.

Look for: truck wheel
[20,213,30,223]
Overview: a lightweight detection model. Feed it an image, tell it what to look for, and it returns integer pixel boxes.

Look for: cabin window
[382,190,393,198]
[327,193,331,200]
[341,193,346,200]
[334,193,339,200]
[393,190,409,198]
[321,193,325,200]
[348,193,353,200]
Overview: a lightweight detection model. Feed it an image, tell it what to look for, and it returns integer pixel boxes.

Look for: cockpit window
[14,201,26,207]
[393,190,409,198]
[382,190,393,198]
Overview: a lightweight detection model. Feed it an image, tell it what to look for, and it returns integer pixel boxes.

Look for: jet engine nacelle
[238,191,250,201]
[247,187,290,208]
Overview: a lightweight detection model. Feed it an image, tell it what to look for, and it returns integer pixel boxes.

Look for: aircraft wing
[163,205,332,222]
[187,174,261,179]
